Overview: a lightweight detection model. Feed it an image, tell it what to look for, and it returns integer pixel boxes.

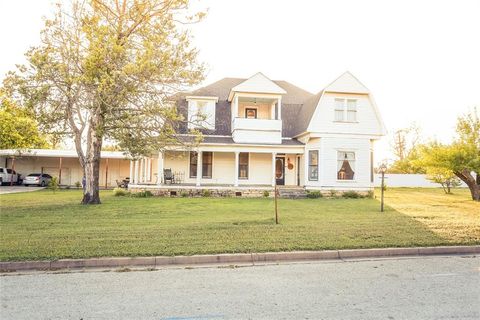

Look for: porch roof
[0,149,128,159]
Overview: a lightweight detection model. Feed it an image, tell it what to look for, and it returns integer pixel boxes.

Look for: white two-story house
[128,71,386,196]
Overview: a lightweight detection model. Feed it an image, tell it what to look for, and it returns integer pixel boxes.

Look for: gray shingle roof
[177,77,320,142]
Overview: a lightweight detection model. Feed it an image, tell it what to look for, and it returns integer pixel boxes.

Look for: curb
[1,246,478,272]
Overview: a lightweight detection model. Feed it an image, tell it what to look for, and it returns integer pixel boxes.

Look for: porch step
[277,187,307,199]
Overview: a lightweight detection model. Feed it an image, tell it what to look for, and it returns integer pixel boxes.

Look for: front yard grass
[0,188,478,261]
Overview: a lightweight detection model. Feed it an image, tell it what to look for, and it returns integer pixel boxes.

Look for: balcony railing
[232,118,282,144]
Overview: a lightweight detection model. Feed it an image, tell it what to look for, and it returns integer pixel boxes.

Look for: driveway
[0,186,45,195]
[1,255,478,319]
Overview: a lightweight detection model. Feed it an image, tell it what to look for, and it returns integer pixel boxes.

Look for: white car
[23,173,53,187]
[0,167,21,185]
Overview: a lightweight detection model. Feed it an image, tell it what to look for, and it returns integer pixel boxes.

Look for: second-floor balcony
[230,93,283,144]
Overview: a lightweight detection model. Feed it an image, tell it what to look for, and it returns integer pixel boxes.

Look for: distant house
[0,72,386,196]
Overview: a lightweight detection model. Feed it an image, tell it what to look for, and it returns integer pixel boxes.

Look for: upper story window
[245,108,257,119]
[334,98,357,122]
[337,151,355,180]
[186,96,218,130]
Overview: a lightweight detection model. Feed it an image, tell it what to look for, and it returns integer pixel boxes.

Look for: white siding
[305,137,373,190]
[307,92,384,136]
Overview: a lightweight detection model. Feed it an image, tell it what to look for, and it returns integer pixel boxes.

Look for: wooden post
[274,181,279,225]
[10,157,16,186]
[105,158,109,189]
[58,157,63,185]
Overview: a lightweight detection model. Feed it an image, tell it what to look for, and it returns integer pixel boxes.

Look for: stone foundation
[128,186,273,198]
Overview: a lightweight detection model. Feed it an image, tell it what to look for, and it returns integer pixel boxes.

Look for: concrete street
[1,255,479,319]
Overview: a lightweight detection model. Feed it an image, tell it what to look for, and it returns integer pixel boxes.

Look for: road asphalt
[1,255,479,319]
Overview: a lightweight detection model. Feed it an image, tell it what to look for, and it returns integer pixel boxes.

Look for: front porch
[128,148,305,190]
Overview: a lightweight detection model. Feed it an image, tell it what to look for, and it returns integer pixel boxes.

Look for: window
[238,153,249,179]
[308,150,318,181]
[245,108,257,119]
[337,151,355,180]
[202,152,213,179]
[187,97,217,130]
[334,99,345,121]
[190,151,213,178]
[189,152,198,178]
[334,98,357,122]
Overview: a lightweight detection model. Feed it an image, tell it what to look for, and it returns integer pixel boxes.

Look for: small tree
[0,90,48,150]
[48,176,60,193]
[425,167,461,194]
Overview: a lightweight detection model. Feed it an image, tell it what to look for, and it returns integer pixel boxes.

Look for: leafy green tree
[417,109,480,201]
[0,90,48,150]
[4,0,205,204]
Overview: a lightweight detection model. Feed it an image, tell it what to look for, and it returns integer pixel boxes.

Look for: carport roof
[0,149,129,159]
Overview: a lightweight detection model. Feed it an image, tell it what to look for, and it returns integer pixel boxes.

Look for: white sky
[1,0,479,162]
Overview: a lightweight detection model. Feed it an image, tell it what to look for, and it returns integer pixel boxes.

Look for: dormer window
[186,96,218,130]
[334,98,357,122]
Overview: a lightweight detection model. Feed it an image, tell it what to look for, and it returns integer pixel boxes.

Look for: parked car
[0,167,21,185]
[23,173,53,187]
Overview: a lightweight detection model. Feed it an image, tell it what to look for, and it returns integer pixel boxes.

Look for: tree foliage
[0,90,48,150]
[4,0,205,204]
[416,109,480,201]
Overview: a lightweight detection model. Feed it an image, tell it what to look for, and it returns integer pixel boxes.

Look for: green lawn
[0,188,479,261]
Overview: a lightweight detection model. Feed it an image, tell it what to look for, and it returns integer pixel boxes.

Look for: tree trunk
[454,169,480,201]
[476,172,480,186]
[81,115,103,205]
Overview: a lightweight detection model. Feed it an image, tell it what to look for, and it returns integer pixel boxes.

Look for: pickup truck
[0,167,22,185]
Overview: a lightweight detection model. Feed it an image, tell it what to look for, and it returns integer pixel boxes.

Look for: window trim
[308,150,319,181]
[333,98,358,123]
[238,152,249,179]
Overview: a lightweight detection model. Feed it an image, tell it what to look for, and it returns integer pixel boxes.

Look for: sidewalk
[1,245,478,272]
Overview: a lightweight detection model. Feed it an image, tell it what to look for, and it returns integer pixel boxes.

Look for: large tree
[389,124,424,173]
[4,0,204,204]
[417,109,480,201]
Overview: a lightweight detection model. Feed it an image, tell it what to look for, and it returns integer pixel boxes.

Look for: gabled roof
[228,72,287,101]
[292,91,323,136]
[324,71,370,94]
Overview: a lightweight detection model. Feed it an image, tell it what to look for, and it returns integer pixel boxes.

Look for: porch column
[129,160,134,182]
[58,157,63,185]
[271,152,276,187]
[157,151,164,185]
[196,151,202,186]
[105,158,109,189]
[234,151,239,187]
[133,160,139,184]
[139,158,144,183]
[146,157,151,182]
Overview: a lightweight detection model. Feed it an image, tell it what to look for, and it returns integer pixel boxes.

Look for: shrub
[329,189,338,198]
[74,181,81,188]
[113,187,129,197]
[202,189,211,197]
[263,190,270,197]
[306,191,322,199]
[180,191,189,197]
[366,190,374,198]
[47,177,59,193]
[131,190,153,198]
[342,191,361,199]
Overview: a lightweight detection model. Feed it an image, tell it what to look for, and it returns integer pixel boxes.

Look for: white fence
[374,174,467,188]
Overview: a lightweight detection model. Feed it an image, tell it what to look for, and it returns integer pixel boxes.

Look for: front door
[275,157,285,185]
